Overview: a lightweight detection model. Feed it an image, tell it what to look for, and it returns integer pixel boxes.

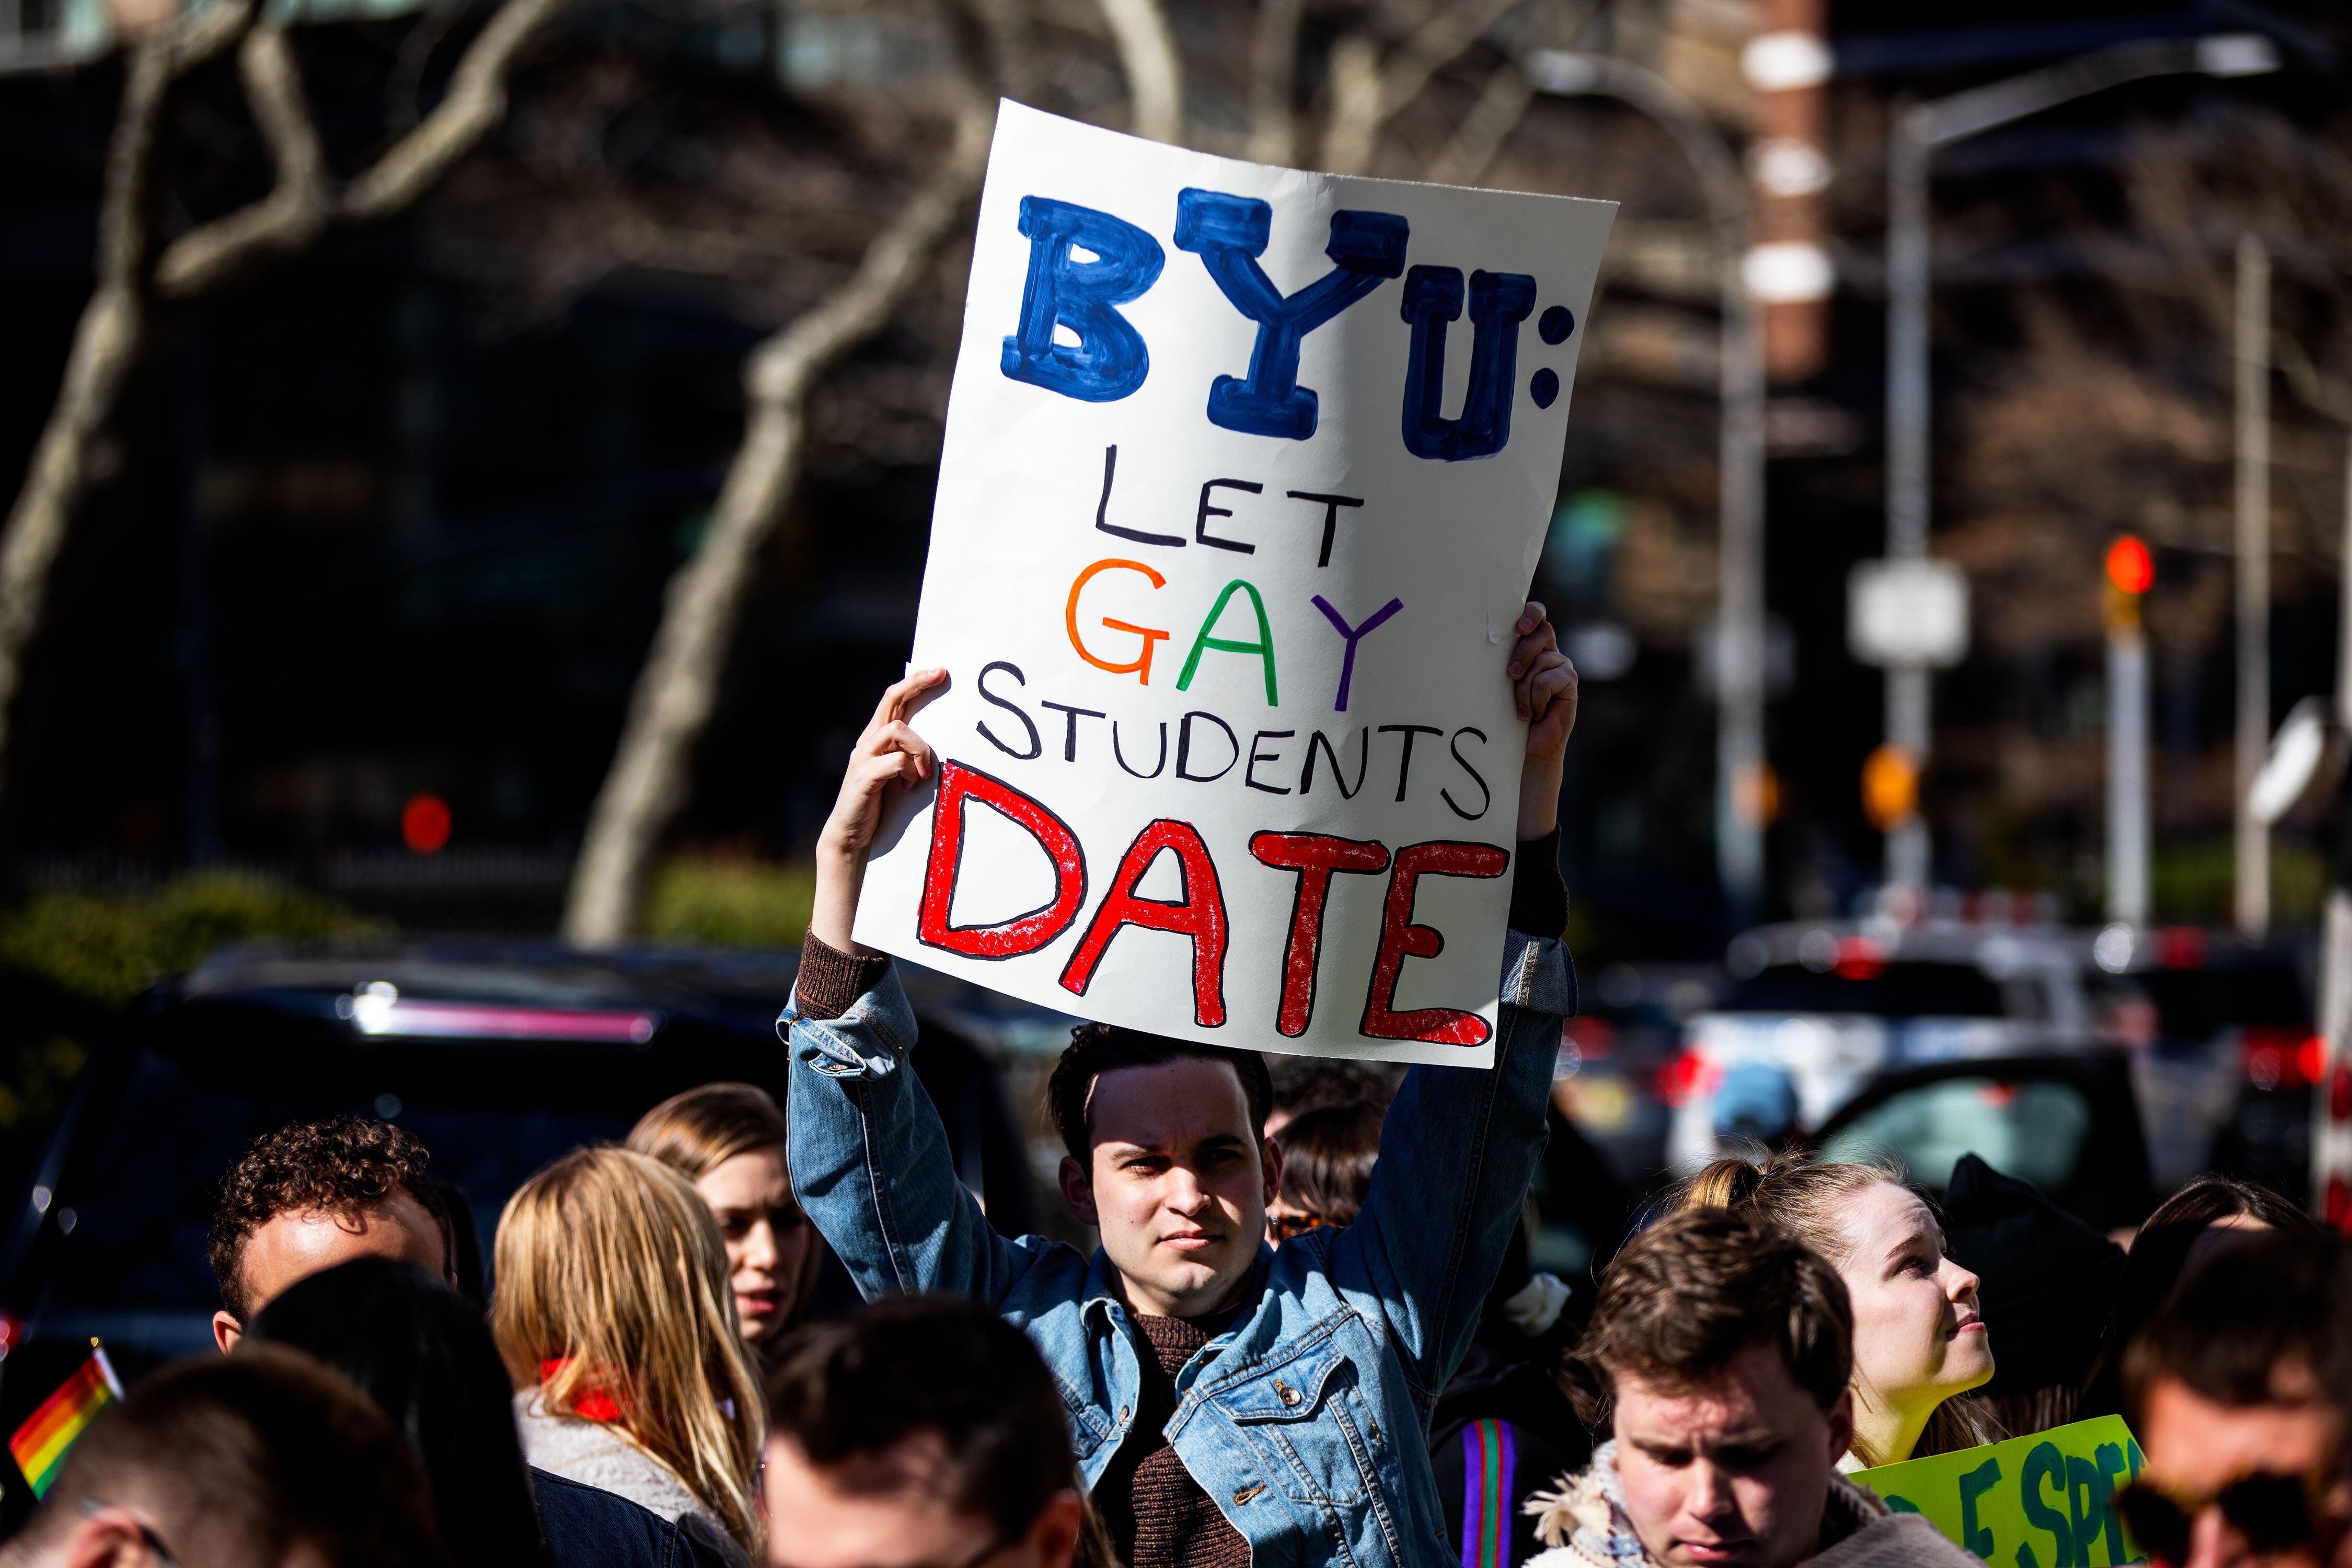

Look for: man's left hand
[1507,601,1576,840]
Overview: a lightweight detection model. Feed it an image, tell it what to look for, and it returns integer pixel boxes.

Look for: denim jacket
[780,930,1572,1568]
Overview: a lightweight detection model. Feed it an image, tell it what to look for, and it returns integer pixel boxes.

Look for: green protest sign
[1852,1416,2148,1567]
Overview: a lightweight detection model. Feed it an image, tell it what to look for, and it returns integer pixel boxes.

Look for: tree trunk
[560,98,997,947]
[1096,0,1183,143]
[0,0,568,837]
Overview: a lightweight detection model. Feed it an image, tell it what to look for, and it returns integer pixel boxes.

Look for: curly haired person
[209,1117,457,1353]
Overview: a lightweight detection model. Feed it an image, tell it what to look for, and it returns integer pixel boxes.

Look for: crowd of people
[7,609,2349,1568]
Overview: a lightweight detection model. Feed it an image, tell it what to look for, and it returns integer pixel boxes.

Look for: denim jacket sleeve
[780,965,1042,1305]
[1335,926,1573,1402]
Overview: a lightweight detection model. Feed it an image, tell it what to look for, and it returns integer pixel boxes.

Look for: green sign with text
[1852,1416,2148,1567]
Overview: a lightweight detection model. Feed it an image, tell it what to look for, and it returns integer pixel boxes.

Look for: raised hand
[1506,602,1577,839]
[810,666,946,952]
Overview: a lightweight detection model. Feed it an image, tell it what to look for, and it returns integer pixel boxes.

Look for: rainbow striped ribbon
[1461,1416,1519,1568]
[9,1344,123,1499]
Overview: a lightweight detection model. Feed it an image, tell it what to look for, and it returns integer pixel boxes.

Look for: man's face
[2139,1370,2347,1568]
[1612,1342,1853,1568]
[762,1432,1079,1568]
[211,1190,449,1353]
[1057,1058,1277,1319]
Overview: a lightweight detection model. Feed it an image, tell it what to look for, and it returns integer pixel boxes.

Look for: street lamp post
[1877,32,2280,900]
[1523,50,1768,927]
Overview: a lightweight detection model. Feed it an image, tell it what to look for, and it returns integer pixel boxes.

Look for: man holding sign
[785,612,1574,1568]
[783,99,1610,1568]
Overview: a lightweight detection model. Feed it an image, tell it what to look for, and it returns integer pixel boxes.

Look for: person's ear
[1260,1134,1285,1210]
[1058,1155,1099,1227]
[58,1507,153,1568]
[212,1309,243,1355]
[1024,1491,1084,1568]
[1826,1386,1854,1468]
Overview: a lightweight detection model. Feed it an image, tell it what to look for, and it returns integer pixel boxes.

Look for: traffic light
[2105,535,2154,595]
[2106,535,2152,631]
[1862,744,1918,832]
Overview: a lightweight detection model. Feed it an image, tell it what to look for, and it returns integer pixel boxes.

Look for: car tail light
[2332,1063,2352,1123]
[2242,1027,2324,1092]
[2329,1176,2352,1231]
[1655,1050,1720,1109]
[1833,937,1885,981]
[2154,927,2209,970]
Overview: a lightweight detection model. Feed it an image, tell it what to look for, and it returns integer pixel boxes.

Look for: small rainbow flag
[9,1343,122,1499]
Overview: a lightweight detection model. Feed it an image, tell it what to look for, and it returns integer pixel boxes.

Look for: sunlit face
[1829,1182,1992,1412]
[213,1190,451,1353]
[2140,1369,2346,1568]
[695,1146,816,1347]
[1613,1342,1854,1568]
[1057,1058,1277,1319]
[763,1431,1080,1568]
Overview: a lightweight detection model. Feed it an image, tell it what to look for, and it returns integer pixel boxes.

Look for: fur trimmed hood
[1524,1441,1981,1568]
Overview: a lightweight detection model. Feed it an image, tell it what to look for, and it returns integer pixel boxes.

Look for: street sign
[1849,559,1969,668]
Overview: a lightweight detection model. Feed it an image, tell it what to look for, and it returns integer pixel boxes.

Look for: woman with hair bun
[494,1146,765,1566]
[1681,1156,2000,1469]
[628,1082,823,1359]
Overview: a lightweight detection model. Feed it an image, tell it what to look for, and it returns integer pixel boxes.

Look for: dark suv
[0,940,1048,1527]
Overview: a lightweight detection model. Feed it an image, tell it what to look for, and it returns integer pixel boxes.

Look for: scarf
[1526,1442,1890,1568]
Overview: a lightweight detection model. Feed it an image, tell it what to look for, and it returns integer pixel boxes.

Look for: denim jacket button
[1275,1379,1300,1407]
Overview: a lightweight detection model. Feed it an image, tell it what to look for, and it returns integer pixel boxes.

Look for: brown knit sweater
[1095,1310,1252,1568]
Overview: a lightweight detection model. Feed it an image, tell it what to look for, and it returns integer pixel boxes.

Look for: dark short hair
[1579,1208,1852,1416]
[2125,1229,2342,1423]
[31,1345,445,1568]
[245,1258,542,1568]
[768,1293,1079,1544]
[1047,1024,1273,1164]
[210,1118,453,1323]
[1275,1100,1383,1225]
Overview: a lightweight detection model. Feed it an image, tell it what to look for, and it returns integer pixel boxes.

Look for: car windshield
[1721,962,2006,1019]
[1821,1077,2093,1195]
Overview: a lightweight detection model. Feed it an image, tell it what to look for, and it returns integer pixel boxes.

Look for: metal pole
[1718,196,1768,927]
[1522,52,1766,925]
[2318,432,2352,1221]
[2107,605,2149,924]
[1883,116,1932,895]
[2236,234,2271,936]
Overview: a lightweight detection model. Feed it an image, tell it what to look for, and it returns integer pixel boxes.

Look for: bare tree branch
[1319,0,1524,175]
[562,45,1002,945]
[0,0,567,837]
[1096,0,1182,142]
[1245,0,1305,164]
[1424,57,1530,186]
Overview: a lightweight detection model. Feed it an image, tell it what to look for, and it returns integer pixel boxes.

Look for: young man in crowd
[1528,1207,1976,1568]
[0,1346,445,1568]
[2120,1231,2347,1568]
[784,605,1577,1568]
[209,1117,457,1352]
[764,1293,1094,1568]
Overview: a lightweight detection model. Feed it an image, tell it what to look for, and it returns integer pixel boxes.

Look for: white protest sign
[854,102,1615,1065]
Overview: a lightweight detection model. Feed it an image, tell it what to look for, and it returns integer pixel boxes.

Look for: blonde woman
[1682,1157,2000,1469]
[627,1082,823,1357]
[493,1146,764,1567]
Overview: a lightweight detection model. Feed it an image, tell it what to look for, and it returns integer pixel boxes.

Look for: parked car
[0,939,1055,1533]
[1663,917,2315,1223]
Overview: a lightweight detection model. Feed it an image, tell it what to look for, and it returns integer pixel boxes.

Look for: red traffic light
[401,793,452,855]
[2106,535,2154,595]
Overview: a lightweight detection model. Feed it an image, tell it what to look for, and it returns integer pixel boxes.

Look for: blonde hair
[1679,1155,2003,1468]
[493,1146,765,1554]
[626,1082,789,1180]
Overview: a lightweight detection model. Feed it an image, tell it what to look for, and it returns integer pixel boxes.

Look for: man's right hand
[809,667,947,954]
